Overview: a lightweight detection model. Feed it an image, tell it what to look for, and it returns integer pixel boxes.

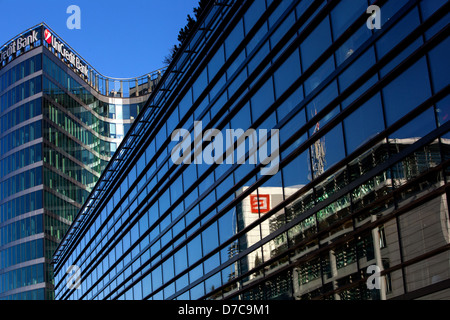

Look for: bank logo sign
[0,28,40,68]
[44,29,52,44]
[44,28,89,78]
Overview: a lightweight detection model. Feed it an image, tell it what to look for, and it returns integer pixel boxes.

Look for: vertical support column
[147,75,152,93]
[329,249,340,300]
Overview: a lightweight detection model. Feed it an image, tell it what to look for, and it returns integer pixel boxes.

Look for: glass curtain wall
[53,0,450,301]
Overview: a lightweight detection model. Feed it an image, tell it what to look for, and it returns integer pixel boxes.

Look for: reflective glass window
[300,17,332,71]
[344,93,385,154]
[427,37,450,93]
[273,50,301,99]
[330,0,368,39]
[383,58,432,126]
[250,77,275,121]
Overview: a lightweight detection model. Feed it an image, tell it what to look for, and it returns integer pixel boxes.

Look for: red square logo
[250,194,270,214]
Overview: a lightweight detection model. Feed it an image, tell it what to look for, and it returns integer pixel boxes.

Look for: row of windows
[0,263,45,294]
[155,0,444,299]
[0,54,42,95]
[44,214,70,242]
[43,54,142,120]
[43,77,133,140]
[44,125,109,175]
[43,148,98,188]
[55,0,315,293]
[0,98,42,134]
[53,0,246,292]
[0,287,45,301]
[0,238,43,270]
[0,166,43,200]
[0,120,42,155]
[54,0,449,300]
[54,0,337,298]
[44,100,121,152]
[43,190,79,223]
[42,54,93,108]
[44,120,114,160]
[114,134,447,300]
[0,214,43,246]
[0,76,42,114]
[43,167,89,206]
[0,190,43,224]
[0,143,42,181]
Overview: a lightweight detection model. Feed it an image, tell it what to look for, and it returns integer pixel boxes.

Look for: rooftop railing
[1,23,167,98]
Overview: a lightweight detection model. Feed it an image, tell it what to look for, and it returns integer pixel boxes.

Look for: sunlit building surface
[0,23,163,299]
[53,0,449,300]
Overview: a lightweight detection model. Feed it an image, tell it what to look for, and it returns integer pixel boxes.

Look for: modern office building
[53,0,449,300]
[0,23,163,300]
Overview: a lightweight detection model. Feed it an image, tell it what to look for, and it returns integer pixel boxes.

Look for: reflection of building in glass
[233,187,298,285]
[53,0,449,300]
[0,23,163,300]
[229,138,449,300]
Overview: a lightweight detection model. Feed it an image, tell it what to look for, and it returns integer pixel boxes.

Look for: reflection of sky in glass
[383,58,431,126]
[390,107,436,140]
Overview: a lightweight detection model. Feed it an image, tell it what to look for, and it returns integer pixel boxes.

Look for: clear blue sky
[0,0,199,78]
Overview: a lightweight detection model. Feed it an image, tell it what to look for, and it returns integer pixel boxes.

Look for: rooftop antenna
[309,106,326,179]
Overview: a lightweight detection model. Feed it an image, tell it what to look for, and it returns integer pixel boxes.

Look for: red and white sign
[44,29,52,44]
[250,194,270,214]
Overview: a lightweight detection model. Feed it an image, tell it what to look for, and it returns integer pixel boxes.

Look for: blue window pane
[276,87,303,121]
[174,246,188,275]
[428,37,450,93]
[379,38,423,78]
[344,93,385,154]
[152,265,163,291]
[379,0,409,28]
[250,78,275,121]
[187,234,202,266]
[311,123,345,178]
[162,256,174,284]
[420,0,447,20]
[202,222,219,255]
[193,68,208,102]
[383,58,432,126]
[339,47,376,91]
[208,45,225,82]
[376,8,421,58]
[335,24,372,66]
[225,19,244,60]
[244,0,266,33]
[306,80,339,121]
[304,56,335,96]
[282,150,310,187]
[274,50,301,99]
[330,0,368,39]
[390,107,436,139]
[300,17,332,71]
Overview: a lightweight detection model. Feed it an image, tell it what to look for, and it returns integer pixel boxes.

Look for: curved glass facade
[53,0,449,300]
[0,23,164,300]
